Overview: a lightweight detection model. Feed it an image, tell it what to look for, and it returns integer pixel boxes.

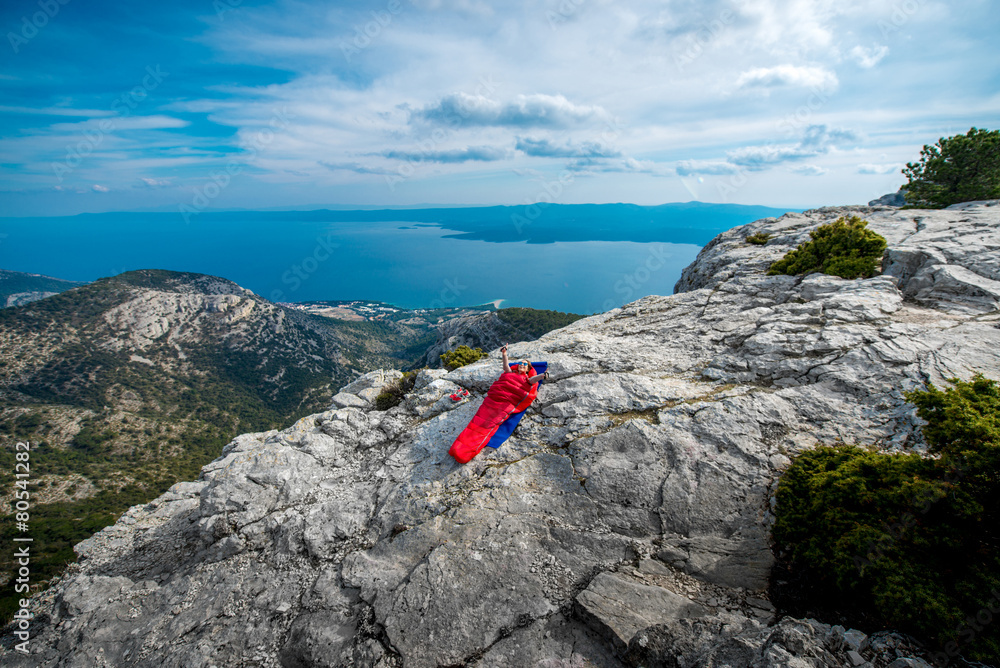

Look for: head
[516,359,531,374]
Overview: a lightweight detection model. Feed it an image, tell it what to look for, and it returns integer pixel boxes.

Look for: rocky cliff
[6,202,1000,667]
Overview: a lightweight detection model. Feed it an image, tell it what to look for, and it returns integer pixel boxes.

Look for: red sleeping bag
[449,371,538,464]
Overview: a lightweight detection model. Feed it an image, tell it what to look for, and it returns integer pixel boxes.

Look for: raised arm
[500,343,509,371]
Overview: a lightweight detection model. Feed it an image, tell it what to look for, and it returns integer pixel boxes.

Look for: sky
[0,0,998,216]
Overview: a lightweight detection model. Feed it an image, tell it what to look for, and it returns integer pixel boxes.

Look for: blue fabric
[486,362,547,449]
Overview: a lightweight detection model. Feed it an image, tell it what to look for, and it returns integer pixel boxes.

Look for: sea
[0,203,798,314]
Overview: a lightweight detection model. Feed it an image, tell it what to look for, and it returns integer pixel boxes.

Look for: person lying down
[448,344,549,464]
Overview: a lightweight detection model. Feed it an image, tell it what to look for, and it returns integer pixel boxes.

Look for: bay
[0,203,795,314]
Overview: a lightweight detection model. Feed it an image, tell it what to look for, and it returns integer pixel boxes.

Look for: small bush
[767,215,887,279]
[746,232,772,245]
[440,345,485,371]
[374,371,418,411]
[905,373,1000,463]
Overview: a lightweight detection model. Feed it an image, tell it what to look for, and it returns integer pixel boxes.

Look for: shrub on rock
[374,371,417,411]
[440,345,485,371]
[902,127,1000,208]
[772,376,1000,663]
[767,215,887,279]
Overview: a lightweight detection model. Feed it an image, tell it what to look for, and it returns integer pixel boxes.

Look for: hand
[543,371,549,380]
[500,343,508,353]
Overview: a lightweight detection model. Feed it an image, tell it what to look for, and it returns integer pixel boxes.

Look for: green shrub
[905,373,1000,463]
[745,232,772,245]
[772,376,1000,663]
[767,215,887,279]
[374,371,418,411]
[440,345,485,371]
[902,128,1000,208]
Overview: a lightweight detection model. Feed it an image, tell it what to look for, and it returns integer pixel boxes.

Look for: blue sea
[0,203,795,314]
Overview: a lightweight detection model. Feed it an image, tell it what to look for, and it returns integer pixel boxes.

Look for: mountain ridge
[0,270,578,622]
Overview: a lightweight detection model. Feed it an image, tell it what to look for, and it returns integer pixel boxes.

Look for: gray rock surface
[8,203,997,667]
[576,571,705,651]
[868,190,907,207]
[625,616,873,668]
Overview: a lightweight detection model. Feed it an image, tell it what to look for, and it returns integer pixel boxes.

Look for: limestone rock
[403,377,467,418]
[339,369,403,397]
[576,571,705,651]
[4,290,59,307]
[868,190,907,207]
[624,617,929,668]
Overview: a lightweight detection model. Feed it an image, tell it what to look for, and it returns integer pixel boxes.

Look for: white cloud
[515,137,621,158]
[791,164,827,176]
[728,144,815,167]
[675,125,858,176]
[857,163,900,174]
[92,184,110,192]
[411,0,493,16]
[849,44,889,69]
[676,160,742,176]
[319,161,398,175]
[381,145,511,163]
[736,64,838,91]
[50,116,191,132]
[417,93,608,128]
[727,125,858,169]
[567,157,668,176]
[139,177,172,187]
[0,105,116,117]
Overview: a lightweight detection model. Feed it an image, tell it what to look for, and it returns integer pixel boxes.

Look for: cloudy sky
[1,0,997,215]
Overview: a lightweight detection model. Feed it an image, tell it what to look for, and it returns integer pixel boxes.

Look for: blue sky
[1,0,998,215]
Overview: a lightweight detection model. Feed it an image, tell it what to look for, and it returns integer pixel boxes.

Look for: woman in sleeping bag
[448,344,548,464]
